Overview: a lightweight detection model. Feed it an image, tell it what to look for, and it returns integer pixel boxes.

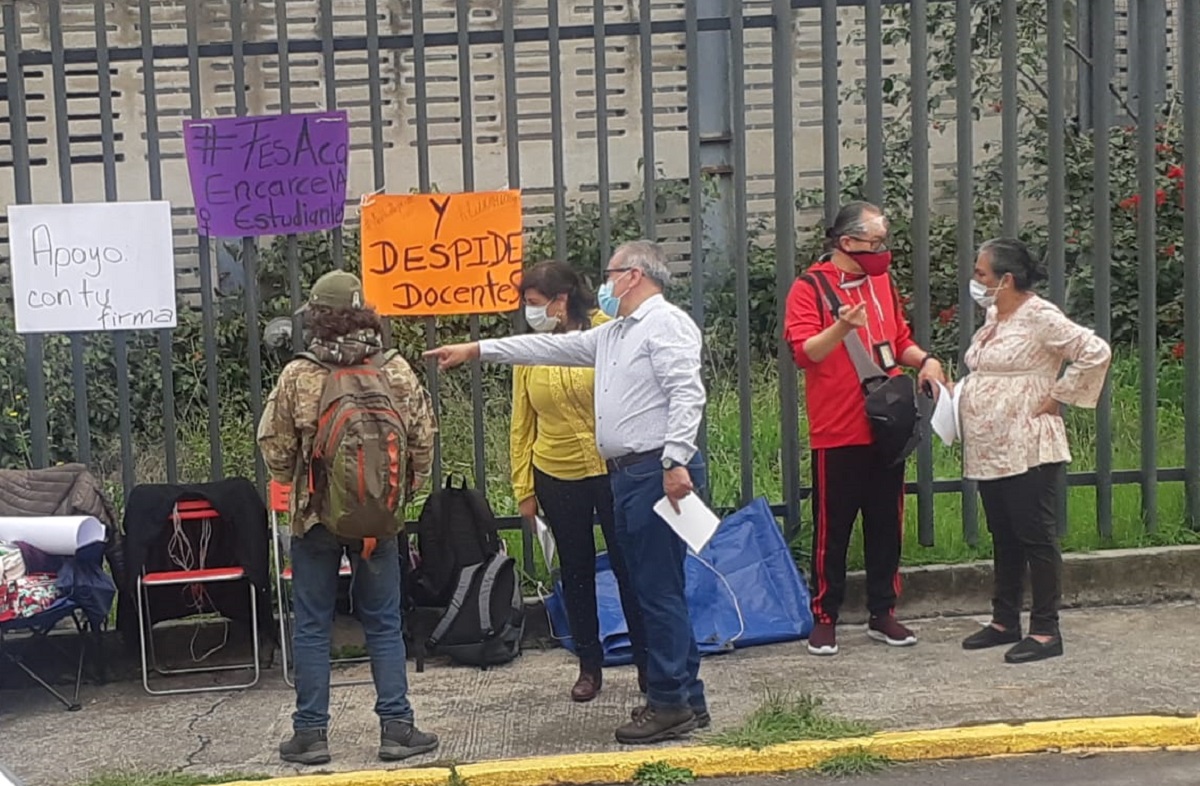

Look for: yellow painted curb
[221,714,1200,786]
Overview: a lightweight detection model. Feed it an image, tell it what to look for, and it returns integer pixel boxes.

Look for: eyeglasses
[845,236,890,251]
[605,266,635,278]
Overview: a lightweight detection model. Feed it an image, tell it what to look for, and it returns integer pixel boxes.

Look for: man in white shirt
[426,240,709,744]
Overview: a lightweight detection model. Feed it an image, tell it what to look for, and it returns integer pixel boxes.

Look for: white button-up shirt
[478,294,705,465]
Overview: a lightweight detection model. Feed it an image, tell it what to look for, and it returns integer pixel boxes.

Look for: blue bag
[545,497,813,666]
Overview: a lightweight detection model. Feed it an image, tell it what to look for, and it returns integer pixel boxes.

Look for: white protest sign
[7,201,177,334]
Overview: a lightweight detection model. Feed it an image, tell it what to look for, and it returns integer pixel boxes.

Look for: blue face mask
[597,271,629,318]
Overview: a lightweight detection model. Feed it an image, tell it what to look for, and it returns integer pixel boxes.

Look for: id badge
[874,341,897,371]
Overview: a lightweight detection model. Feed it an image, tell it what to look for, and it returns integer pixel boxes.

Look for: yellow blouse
[509,311,610,502]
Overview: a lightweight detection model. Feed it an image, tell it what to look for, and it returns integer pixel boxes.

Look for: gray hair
[823,200,886,252]
[612,240,672,290]
[979,237,1046,292]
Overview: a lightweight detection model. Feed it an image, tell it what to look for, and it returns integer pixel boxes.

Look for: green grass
[79,773,268,786]
[709,692,874,749]
[814,749,892,778]
[631,762,697,786]
[172,353,1196,582]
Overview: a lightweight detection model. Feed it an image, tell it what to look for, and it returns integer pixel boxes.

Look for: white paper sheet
[0,515,105,556]
[930,381,959,446]
[533,515,556,569]
[653,494,722,554]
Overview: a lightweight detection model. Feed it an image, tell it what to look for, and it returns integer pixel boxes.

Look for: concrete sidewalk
[1,601,1197,786]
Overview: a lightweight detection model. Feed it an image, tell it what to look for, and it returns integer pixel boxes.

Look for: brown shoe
[615,705,697,745]
[571,667,602,702]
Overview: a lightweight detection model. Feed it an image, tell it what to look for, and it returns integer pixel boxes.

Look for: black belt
[605,449,662,473]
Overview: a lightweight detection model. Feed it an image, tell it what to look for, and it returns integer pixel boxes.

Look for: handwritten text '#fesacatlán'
[199,116,348,233]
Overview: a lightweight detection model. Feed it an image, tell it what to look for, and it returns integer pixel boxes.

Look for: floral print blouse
[959,295,1112,481]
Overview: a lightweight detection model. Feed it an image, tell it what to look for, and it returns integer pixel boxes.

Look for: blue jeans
[610,453,707,712]
[290,525,412,730]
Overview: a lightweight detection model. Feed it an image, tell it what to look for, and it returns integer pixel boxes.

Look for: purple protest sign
[183,110,350,237]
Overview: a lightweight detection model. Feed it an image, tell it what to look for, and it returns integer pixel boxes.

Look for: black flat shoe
[962,624,1022,650]
[1004,636,1064,664]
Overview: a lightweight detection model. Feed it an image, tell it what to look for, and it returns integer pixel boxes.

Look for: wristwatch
[662,457,682,471]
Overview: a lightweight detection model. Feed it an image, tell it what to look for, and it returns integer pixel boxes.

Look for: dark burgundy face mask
[848,249,893,277]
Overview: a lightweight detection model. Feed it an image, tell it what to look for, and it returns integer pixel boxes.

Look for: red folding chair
[270,480,369,688]
[137,500,260,695]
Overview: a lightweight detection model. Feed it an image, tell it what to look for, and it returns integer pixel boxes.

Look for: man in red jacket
[783,201,945,657]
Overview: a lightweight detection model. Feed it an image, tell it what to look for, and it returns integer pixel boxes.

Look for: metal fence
[0,0,1197,565]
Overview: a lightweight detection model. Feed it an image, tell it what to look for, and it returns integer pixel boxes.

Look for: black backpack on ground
[407,475,501,608]
[801,272,927,466]
[425,550,525,669]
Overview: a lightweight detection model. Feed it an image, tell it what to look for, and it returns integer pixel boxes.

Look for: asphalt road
[702,751,1200,785]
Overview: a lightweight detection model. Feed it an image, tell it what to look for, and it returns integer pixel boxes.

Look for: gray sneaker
[279,728,331,766]
[379,719,440,762]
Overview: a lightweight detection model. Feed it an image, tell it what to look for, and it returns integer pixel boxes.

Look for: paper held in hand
[533,515,556,570]
[930,381,964,446]
[653,494,722,554]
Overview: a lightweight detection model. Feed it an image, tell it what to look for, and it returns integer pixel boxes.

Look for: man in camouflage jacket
[257,270,439,766]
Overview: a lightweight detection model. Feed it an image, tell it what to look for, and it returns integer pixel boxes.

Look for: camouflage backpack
[298,349,409,542]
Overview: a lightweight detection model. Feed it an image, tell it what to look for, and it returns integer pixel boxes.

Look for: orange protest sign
[360,189,524,317]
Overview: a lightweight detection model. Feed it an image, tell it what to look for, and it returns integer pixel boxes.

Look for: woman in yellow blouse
[511,261,647,703]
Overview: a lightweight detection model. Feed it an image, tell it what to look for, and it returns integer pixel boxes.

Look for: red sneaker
[867,615,917,647]
[806,622,838,656]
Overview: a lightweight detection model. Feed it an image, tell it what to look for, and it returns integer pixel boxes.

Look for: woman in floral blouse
[956,238,1111,664]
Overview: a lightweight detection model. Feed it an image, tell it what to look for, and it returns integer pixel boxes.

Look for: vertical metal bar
[231,0,266,491]
[502,2,521,191]
[820,0,840,221]
[500,0,534,578]
[730,1,753,506]
[48,1,92,468]
[955,0,978,545]
[455,0,487,491]
[1046,0,1069,536]
[548,0,568,261]
[1047,2,1066,306]
[910,0,934,547]
[6,5,48,469]
[1092,0,1115,537]
[93,1,135,496]
[364,0,394,351]
[639,0,657,240]
[365,0,385,191]
[187,0,223,479]
[1001,0,1019,235]
[684,1,709,468]
[321,0,344,266]
[412,0,444,489]
[1183,0,1200,530]
[773,0,801,540]
[274,0,305,351]
[140,0,179,484]
[864,0,883,205]
[1136,0,1159,533]
[593,0,613,265]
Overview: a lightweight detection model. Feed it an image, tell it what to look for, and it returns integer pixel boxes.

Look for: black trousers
[809,445,906,625]
[978,463,1064,637]
[534,466,647,672]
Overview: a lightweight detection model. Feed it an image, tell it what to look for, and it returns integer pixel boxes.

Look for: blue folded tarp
[545,497,813,666]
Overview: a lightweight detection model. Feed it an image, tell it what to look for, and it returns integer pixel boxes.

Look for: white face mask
[524,303,559,333]
[970,279,999,309]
